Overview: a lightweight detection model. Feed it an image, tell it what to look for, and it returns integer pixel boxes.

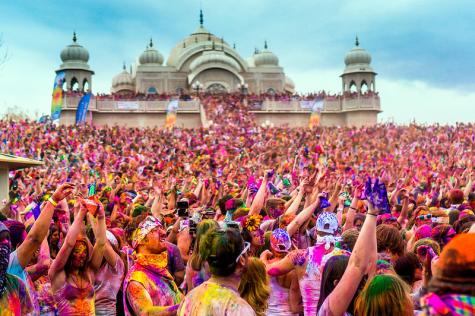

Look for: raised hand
[51,183,75,203]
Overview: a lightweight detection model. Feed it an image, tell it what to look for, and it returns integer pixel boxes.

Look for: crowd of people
[0,94,474,315]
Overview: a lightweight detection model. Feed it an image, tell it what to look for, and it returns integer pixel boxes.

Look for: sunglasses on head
[235,241,251,263]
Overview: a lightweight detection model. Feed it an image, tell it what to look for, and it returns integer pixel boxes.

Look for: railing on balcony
[63,97,199,112]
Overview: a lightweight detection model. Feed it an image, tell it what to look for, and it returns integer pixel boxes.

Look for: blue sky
[0,0,474,123]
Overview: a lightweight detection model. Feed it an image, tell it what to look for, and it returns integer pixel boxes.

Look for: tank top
[53,278,95,316]
[266,276,299,316]
[298,246,350,316]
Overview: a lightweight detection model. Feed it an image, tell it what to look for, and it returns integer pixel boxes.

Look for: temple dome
[254,41,279,67]
[284,76,295,93]
[189,52,241,72]
[112,65,134,87]
[139,39,164,65]
[60,32,89,63]
[344,37,372,66]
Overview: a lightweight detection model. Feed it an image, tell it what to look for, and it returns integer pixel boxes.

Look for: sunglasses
[235,241,251,263]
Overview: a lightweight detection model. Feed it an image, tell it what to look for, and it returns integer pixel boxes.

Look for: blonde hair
[238,257,270,316]
[355,274,413,316]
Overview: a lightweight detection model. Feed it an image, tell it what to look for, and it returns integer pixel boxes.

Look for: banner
[165,100,179,129]
[117,101,139,110]
[50,71,66,121]
[309,99,323,128]
[299,100,314,109]
[75,93,92,125]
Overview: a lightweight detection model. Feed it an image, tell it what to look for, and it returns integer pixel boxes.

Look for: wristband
[350,206,358,211]
[367,212,378,217]
[48,197,58,207]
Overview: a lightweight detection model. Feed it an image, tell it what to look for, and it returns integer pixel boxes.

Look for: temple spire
[73,31,77,43]
[122,62,126,70]
[149,38,153,48]
[355,35,359,47]
[264,40,268,49]
[199,9,204,26]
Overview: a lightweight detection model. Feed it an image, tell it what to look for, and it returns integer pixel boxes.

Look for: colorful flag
[165,100,179,129]
[75,93,92,124]
[51,71,66,121]
[309,99,323,128]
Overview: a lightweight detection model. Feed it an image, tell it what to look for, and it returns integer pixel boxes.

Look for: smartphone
[177,200,189,218]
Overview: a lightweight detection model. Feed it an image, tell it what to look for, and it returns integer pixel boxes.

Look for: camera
[177,200,189,218]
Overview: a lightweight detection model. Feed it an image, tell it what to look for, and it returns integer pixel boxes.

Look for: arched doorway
[206,83,227,94]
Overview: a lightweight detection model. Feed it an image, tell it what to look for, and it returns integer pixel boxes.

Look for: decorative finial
[221,37,224,44]
[183,42,186,48]
[129,65,132,74]
[207,33,211,40]
[73,31,77,43]
[355,35,359,47]
[254,47,258,54]
[149,38,153,48]
[264,40,268,50]
[200,9,204,26]
[212,41,215,50]
[233,42,236,49]
[122,62,126,70]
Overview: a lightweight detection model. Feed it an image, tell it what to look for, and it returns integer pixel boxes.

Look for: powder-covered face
[144,227,167,254]
[268,207,285,219]
[71,242,88,268]
[50,230,60,244]
[251,229,264,247]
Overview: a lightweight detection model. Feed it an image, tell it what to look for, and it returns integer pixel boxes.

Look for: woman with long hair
[355,274,413,316]
[178,226,255,316]
[239,257,270,316]
[185,219,219,291]
[48,199,106,315]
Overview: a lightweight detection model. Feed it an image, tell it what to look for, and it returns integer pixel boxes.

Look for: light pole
[237,82,248,95]
[192,81,204,95]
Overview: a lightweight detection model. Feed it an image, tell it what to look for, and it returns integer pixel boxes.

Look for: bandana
[135,252,172,280]
[271,229,291,253]
[132,216,162,249]
[316,212,338,235]
[315,235,340,251]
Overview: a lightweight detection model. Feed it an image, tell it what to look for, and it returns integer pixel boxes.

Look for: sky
[0,0,474,124]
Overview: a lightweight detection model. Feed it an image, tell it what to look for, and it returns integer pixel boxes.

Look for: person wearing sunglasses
[178,227,256,316]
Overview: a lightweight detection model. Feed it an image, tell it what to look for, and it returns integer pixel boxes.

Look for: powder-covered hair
[238,257,270,316]
[355,274,413,316]
[190,219,219,271]
[199,227,244,277]
[376,224,405,256]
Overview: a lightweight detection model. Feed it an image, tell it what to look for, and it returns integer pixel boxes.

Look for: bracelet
[367,212,378,217]
[350,206,358,211]
[48,197,58,207]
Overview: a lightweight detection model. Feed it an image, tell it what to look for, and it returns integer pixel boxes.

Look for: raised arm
[342,186,361,232]
[48,203,87,278]
[286,195,321,237]
[326,198,379,316]
[284,181,306,216]
[17,183,74,268]
[249,171,272,216]
[88,202,107,271]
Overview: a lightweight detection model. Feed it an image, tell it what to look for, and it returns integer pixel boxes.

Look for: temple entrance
[206,83,227,94]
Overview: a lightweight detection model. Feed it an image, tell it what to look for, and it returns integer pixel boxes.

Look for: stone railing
[252,100,312,112]
[62,97,199,112]
[341,95,380,112]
